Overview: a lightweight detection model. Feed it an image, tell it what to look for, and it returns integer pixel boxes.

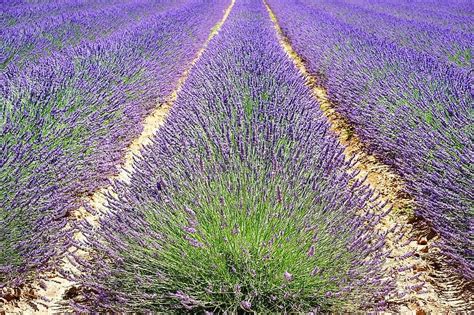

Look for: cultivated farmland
[0,0,472,313]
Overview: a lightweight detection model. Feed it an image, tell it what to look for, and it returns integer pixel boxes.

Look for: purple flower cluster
[1,0,229,288]
[72,1,402,312]
[267,0,473,279]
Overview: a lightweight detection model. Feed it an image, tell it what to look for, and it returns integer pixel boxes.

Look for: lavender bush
[1,0,229,289]
[72,1,402,312]
[267,0,473,279]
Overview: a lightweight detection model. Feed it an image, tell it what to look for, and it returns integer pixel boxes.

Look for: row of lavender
[0,0,230,289]
[1,0,187,69]
[71,1,410,312]
[336,0,473,33]
[267,0,473,279]
[298,0,473,69]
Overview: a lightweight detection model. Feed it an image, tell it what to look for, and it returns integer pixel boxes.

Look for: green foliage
[448,48,472,67]
[114,164,359,312]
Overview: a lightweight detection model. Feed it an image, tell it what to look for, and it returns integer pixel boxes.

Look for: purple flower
[240,300,252,311]
[182,226,197,234]
[232,224,239,235]
[184,235,204,248]
[276,185,282,203]
[311,266,320,276]
[184,206,196,217]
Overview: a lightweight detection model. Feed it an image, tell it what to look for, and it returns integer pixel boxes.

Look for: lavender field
[0,0,472,313]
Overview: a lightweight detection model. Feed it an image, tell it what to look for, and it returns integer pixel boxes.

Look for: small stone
[415,308,426,315]
[417,237,428,245]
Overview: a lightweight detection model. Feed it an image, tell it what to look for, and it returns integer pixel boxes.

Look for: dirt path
[263,0,472,312]
[1,1,235,313]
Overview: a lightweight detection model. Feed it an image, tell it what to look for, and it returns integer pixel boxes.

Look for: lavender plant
[72,1,402,312]
[1,0,229,290]
[267,0,473,279]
